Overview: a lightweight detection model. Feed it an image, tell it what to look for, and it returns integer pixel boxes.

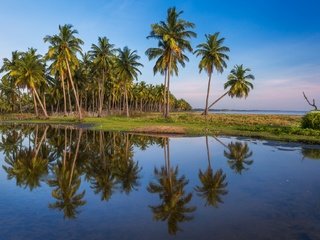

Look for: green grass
[1,112,320,144]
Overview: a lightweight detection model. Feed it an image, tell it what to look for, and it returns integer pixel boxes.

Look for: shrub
[301,111,320,130]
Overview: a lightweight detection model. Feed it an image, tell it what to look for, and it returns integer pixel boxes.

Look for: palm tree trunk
[32,90,39,117]
[61,73,67,116]
[65,58,82,120]
[202,91,229,115]
[204,72,212,116]
[33,88,48,118]
[165,55,172,118]
[125,84,129,117]
[163,69,167,117]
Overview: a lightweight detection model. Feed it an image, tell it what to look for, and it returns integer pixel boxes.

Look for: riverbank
[1,112,319,144]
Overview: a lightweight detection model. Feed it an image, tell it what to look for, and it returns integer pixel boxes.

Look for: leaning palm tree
[89,37,115,117]
[147,7,196,118]
[10,48,48,118]
[44,24,84,120]
[194,33,230,115]
[206,64,255,111]
[114,47,143,117]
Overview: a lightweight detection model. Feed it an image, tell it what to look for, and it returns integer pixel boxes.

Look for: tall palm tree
[206,64,254,111]
[10,48,48,118]
[89,37,115,117]
[194,33,230,115]
[114,47,143,117]
[147,7,196,118]
[44,24,84,120]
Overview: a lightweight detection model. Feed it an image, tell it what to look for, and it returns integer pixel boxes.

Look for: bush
[301,111,320,130]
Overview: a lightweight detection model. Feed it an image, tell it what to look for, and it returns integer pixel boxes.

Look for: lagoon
[0,125,319,239]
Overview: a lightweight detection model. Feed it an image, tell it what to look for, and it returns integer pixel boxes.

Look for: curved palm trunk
[33,88,48,118]
[204,73,212,116]
[65,58,82,120]
[202,91,229,115]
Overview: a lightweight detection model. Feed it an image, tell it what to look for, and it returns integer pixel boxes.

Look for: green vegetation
[301,111,320,130]
[1,113,320,144]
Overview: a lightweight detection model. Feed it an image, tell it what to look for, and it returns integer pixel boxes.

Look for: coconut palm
[114,47,143,117]
[224,141,253,174]
[206,64,255,111]
[147,7,196,118]
[194,33,230,115]
[10,48,48,118]
[195,136,228,207]
[89,37,115,117]
[44,24,84,120]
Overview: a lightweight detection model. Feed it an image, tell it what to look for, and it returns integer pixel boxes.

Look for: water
[0,125,319,240]
[193,109,307,115]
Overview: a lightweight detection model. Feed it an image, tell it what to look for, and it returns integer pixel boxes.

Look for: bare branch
[303,92,318,110]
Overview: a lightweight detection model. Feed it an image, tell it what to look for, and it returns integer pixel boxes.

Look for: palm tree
[10,48,48,118]
[114,47,143,117]
[89,37,115,117]
[44,24,84,120]
[195,136,228,207]
[224,141,253,174]
[0,51,22,112]
[147,7,196,118]
[194,33,230,115]
[206,64,255,111]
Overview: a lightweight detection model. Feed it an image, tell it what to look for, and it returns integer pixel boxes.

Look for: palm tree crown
[225,64,254,98]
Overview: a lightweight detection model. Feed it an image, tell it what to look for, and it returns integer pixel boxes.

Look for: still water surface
[0,125,319,240]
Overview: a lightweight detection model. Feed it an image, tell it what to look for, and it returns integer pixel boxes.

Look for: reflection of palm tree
[48,163,86,219]
[2,127,49,190]
[301,148,320,160]
[195,136,228,207]
[115,134,141,194]
[224,142,253,174]
[147,138,196,235]
[48,129,86,219]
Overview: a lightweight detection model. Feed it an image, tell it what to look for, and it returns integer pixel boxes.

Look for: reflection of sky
[0,131,320,239]
[0,0,319,110]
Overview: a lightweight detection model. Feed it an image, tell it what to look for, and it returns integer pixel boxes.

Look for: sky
[0,0,319,110]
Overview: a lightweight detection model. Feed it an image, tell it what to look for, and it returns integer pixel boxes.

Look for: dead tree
[303,92,318,110]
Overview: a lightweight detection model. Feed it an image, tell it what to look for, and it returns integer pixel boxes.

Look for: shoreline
[0,113,319,144]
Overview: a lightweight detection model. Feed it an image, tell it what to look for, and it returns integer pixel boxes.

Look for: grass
[1,112,320,144]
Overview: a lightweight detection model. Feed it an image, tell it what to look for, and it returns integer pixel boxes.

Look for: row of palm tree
[0,7,254,118]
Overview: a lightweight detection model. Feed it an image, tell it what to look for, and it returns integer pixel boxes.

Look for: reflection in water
[195,136,228,207]
[147,138,196,235]
[302,147,320,160]
[224,142,254,174]
[3,126,49,190]
[48,129,86,219]
[1,125,318,239]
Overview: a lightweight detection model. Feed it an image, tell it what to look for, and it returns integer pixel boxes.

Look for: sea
[193,109,307,115]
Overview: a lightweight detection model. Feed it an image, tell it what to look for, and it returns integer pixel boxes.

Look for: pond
[0,125,319,240]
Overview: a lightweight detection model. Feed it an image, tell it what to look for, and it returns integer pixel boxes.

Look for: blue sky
[0,0,319,110]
